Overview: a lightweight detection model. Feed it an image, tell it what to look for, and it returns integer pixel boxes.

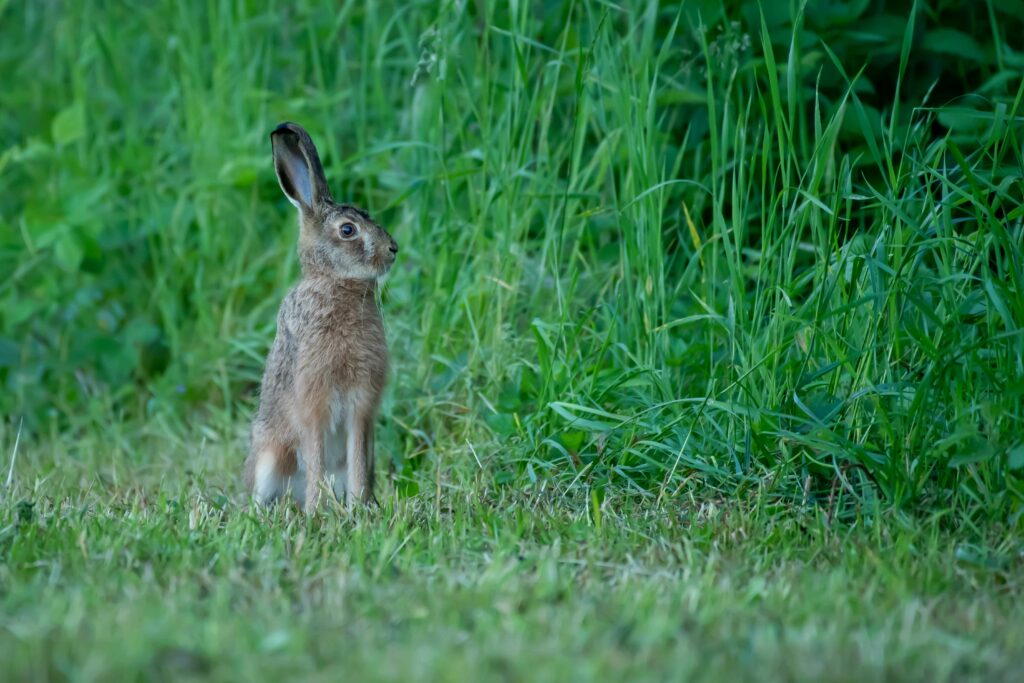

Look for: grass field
[2,0,1024,680]
[4,485,1024,682]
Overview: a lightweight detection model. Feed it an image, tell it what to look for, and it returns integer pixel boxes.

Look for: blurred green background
[3,3,1024,680]
[2,0,1023,520]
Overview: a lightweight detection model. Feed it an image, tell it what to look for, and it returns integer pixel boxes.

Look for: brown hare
[244,122,397,512]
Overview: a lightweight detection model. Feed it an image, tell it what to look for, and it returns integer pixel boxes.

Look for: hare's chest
[324,320,388,387]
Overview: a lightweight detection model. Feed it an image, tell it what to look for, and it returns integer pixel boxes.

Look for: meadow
[2,1,1023,680]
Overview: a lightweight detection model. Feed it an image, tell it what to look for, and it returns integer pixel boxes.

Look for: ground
[2,462,1021,682]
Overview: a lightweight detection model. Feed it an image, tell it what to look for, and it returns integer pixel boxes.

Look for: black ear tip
[271,121,305,140]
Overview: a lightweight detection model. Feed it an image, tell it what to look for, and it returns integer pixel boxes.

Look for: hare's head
[271,122,398,279]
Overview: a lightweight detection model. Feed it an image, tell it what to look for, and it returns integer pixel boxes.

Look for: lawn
[2,1,1023,680]
[3,479,1023,682]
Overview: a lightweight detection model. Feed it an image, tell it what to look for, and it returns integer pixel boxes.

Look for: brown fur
[244,122,397,512]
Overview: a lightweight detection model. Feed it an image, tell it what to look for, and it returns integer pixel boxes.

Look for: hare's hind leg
[280,447,305,507]
[246,436,294,506]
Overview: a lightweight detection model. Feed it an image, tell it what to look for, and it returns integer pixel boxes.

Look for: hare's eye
[340,223,357,238]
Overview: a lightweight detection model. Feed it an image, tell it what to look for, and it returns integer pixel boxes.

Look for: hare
[244,122,397,512]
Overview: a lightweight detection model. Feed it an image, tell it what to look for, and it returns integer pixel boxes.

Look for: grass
[3,468,1023,682]
[2,0,1024,680]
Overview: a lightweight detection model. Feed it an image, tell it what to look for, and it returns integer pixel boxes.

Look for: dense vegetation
[2,1,1023,680]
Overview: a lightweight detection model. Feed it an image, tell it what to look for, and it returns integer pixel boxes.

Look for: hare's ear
[270,122,333,211]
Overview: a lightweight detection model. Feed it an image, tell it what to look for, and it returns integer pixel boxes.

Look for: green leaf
[549,402,628,432]
[485,412,516,437]
[1008,445,1024,471]
[493,470,515,486]
[938,107,990,134]
[54,235,84,272]
[559,430,586,454]
[921,29,985,62]
[0,337,19,367]
[948,437,995,468]
[4,297,40,327]
[394,479,419,498]
[51,101,86,146]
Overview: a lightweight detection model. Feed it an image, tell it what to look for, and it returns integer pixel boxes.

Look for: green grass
[2,0,1024,680]
[3,475,1024,682]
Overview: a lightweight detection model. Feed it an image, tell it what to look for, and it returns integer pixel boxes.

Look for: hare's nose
[388,242,398,254]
